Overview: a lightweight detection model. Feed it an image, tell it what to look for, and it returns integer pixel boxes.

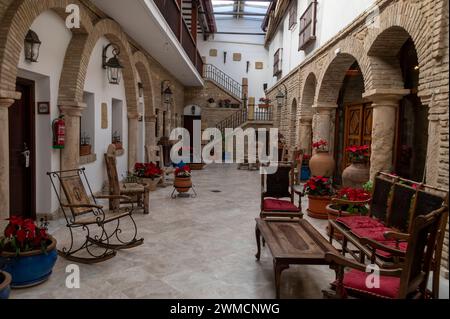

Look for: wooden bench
[255,218,338,298]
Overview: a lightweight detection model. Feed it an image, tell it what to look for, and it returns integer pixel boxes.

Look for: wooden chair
[105,145,149,214]
[48,168,144,264]
[145,144,174,186]
[260,162,303,220]
[324,206,448,299]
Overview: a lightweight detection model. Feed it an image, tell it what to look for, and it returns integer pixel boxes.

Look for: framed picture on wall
[37,102,50,114]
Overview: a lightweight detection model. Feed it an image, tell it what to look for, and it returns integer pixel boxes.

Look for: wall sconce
[191,105,196,115]
[102,43,123,85]
[138,82,144,98]
[24,30,41,63]
[276,83,288,108]
[161,80,173,106]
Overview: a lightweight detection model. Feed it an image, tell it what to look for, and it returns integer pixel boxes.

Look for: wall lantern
[276,83,288,108]
[191,105,196,115]
[102,43,123,85]
[24,30,41,63]
[161,80,173,106]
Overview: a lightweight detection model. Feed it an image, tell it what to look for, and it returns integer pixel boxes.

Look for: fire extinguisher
[52,115,65,149]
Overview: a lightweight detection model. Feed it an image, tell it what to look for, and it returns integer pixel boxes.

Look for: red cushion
[351,226,392,241]
[336,216,384,229]
[375,241,408,258]
[341,269,400,299]
[263,199,300,212]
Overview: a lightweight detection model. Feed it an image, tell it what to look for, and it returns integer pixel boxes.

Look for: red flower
[16,229,27,243]
[4,224,15,237]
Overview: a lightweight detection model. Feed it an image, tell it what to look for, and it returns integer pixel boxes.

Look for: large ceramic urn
[309,151,335,177]
[342,161,370,188]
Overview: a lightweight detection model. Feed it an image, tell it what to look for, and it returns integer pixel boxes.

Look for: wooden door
[342,103,372,170]
[9,78,36,218]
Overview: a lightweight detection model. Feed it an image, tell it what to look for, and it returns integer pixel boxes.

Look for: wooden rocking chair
[48,168,144,264]
[323,206,448,299]
[260,162,303,220]
[105,145,149,214]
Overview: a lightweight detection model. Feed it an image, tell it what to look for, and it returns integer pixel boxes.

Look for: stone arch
[364,1,433,102]
[300,72,317,115]
[316,52,366,107]
[0,0,93,99]
[298,72,317,155]
[58,19,139,112]
[133,51,155,117]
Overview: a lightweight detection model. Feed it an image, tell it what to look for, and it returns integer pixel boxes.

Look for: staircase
[215,107,274,134]
[203,64,243,101]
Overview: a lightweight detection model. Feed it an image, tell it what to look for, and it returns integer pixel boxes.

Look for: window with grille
[273,48,282,79]
[288,1,298,30]
[298,0,318,50]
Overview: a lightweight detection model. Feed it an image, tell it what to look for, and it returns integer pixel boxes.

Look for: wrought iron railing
[215,107,274,134]
[204,64,243,100]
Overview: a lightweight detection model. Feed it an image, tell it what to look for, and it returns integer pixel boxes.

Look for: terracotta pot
[309,151,335,177]
[189,163,206,170]
[174,176,192,193]
[342,161,370,188]
[140,177,161,191]
[307,195,332,219]
[326,204,354,240]
[79,144,91,156]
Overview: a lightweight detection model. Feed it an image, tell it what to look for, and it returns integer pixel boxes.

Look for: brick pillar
[363,89,409,180]
[0,98,15,228]
[59,102,87,171]
[312,104,336,150]
[248,97,255,121]
[299,115,313,155]
[128,111,139,171]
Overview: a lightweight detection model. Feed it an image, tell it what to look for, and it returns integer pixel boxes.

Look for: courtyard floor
[10,164,450,299]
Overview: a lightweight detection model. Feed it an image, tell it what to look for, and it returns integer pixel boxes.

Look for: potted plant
[207,98,216,108]
[303,176,335,219]
[342,145,370,188]
[224,99,231,108]
[326,187,372,239]
[0,217,57,288]
[80,132,92,156]
[258,98,271,109]
[309,140,335,177]
[134,162,163,191]
[0,268,11,299]
[173,163,192,193]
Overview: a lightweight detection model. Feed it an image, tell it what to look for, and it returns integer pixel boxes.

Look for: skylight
[211,0,270,21]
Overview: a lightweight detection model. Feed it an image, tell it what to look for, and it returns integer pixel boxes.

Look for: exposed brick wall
[267,0,449,273]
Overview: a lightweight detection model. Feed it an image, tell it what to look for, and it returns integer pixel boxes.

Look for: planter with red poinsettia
[174,165,192,193]
[326,187,372,239]
[134,162,163,191]
[303,176,335,219]
[342,145,370,188]
[0,217,57,288]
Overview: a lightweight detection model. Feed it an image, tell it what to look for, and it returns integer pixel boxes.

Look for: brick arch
[300,72,317,115]
[0,0,93,99]
[58,19,139,113]
[316,53,364,106]
[364,1,432,99]
[133,51,155,116]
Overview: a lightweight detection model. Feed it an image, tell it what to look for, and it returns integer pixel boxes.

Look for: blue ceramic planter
[0,237,57,288]
[0,271,11,299]
[300,165,311,181]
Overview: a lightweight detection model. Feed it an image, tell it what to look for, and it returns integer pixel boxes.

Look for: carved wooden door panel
[342,103,372,170]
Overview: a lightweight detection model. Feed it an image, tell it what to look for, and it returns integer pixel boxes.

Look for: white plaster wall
[197,18,270,102]
[268,0,376,88]
[83,37,129,194]
[17,10,72,215]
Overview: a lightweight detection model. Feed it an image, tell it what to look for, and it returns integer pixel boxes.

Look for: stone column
[312,105,336,147]
[299,115,313,155]
[248,97,255,121]
[0,98,15,228]
[363,89,409,180]
[145,114,157,150]
[59,102,86,172]
[128,111,139,171]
